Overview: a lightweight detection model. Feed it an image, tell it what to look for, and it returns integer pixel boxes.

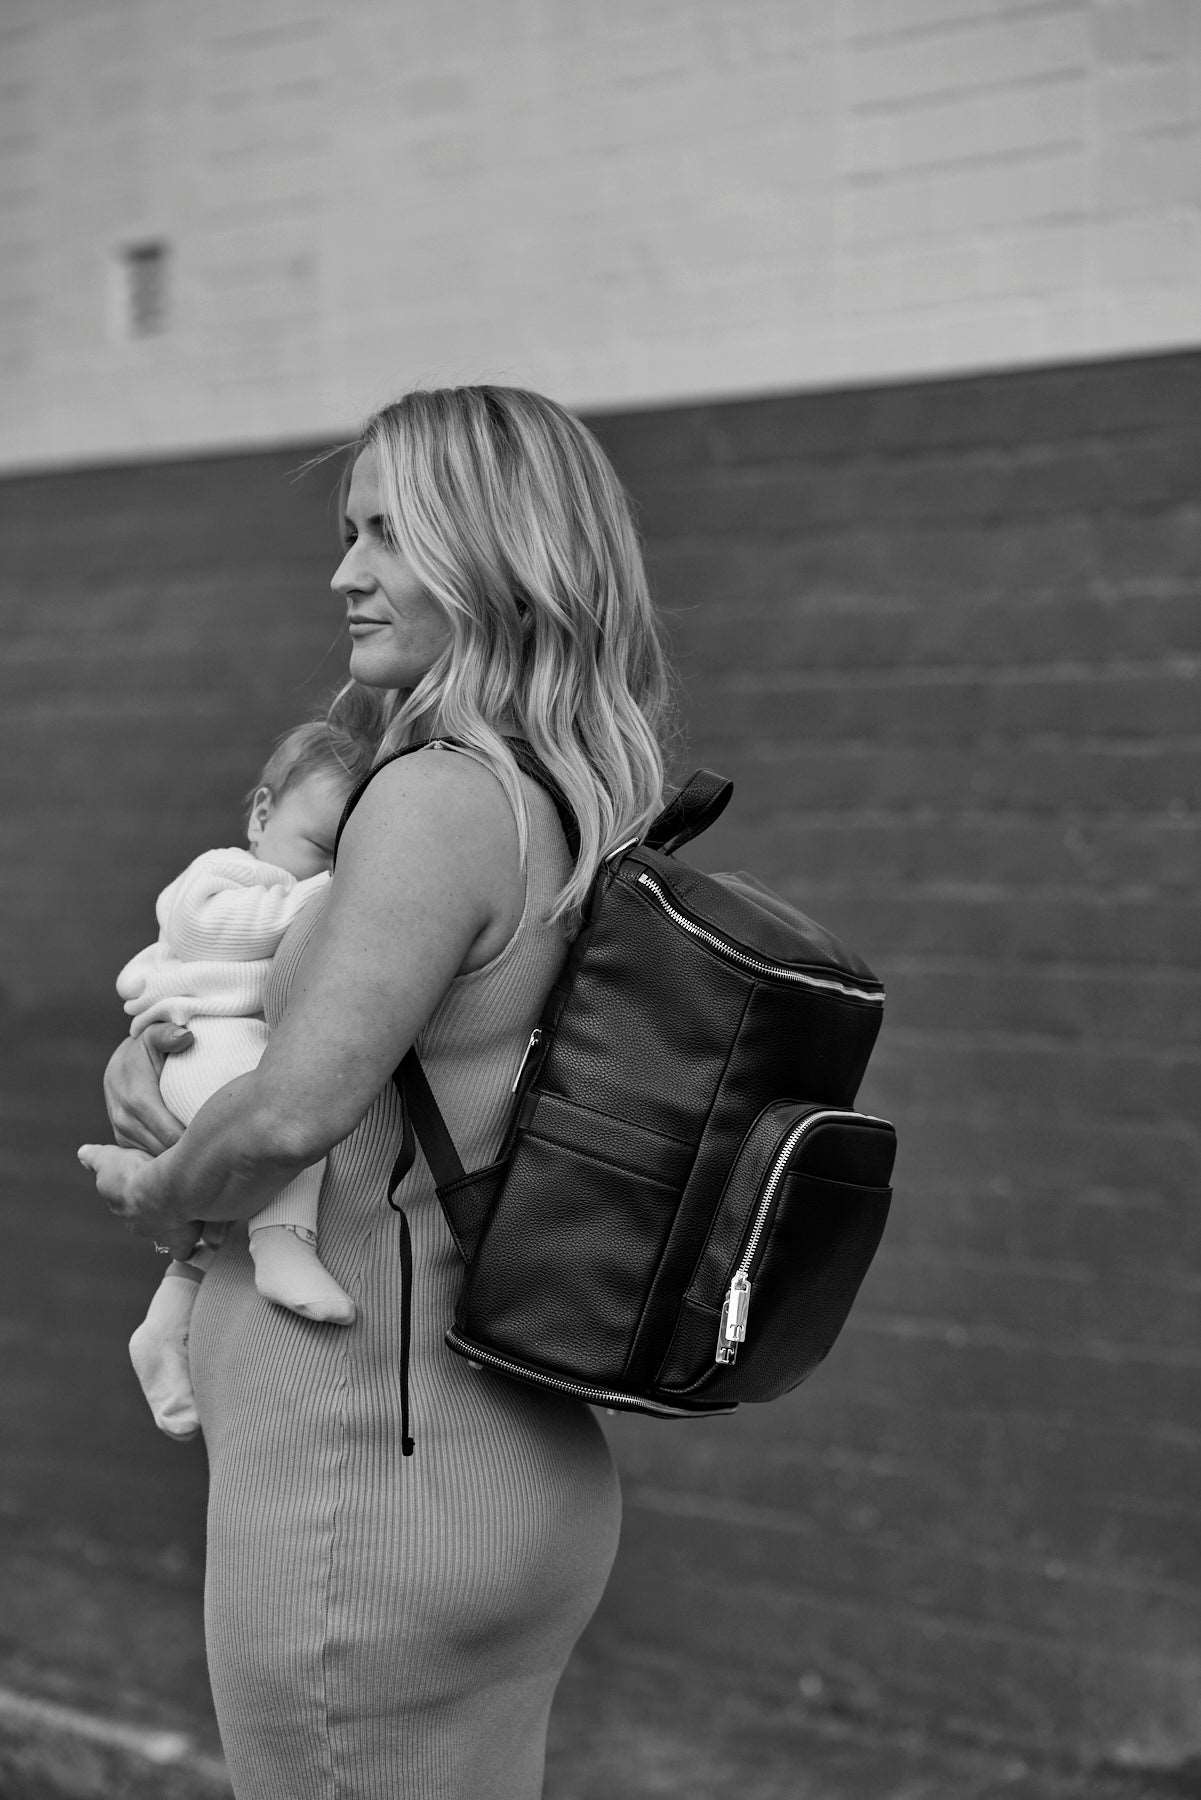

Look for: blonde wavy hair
[328,385,676,921]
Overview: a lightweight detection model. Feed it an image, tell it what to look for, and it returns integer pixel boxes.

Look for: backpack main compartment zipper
[635,871,884,1002]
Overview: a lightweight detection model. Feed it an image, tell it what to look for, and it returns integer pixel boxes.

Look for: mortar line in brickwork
[854,1311,1201,1372]
[877,1252,1201,1307]
[844,132,1087,181]
[883,1025,1201,1060]
[872,1105,1200,1143]
[881,1184,1198,1216]
[835,1400,1201,1455]
[712,658,1201,693]
[725,734,1201,753]
[794,872,1196,895]
[625,1483,1201,1604]
[962,733,1201,748]
[729,1552,1201,1626]
[845,0,1085,49]
[880,952,1201,972]
[874,1243,1134,1280]
[849,64,1090,124]
[716,804,1201,825]
[737,1582,1201,1680]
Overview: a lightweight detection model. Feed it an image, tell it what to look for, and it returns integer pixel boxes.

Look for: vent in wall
[116,240,170,337]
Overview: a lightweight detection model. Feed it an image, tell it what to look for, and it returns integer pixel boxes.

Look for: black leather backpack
[338,745,897,1450]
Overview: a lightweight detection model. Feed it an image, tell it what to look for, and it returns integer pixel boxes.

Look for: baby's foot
[129,1275,201,1442]
[249,1225,355,1324]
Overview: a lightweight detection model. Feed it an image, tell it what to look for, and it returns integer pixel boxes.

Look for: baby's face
[250,769,350,880]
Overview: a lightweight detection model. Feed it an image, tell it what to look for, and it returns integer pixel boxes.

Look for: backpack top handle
[644,770,734,857]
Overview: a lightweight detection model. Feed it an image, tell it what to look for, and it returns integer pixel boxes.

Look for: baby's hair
[246,699,381,814]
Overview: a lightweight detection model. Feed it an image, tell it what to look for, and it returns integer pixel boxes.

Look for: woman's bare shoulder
[341,745,518,854]
[333,747,524,959]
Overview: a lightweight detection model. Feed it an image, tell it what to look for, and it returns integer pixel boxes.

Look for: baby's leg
[157,1026,352,1322]
[249,1161,355,1324]
[133,1024,267,1432]
[129,1264,204,1440]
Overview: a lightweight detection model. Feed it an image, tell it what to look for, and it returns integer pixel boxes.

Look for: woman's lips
[347,619,387,634]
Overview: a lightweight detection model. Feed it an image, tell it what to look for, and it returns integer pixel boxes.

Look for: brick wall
[5,0,1201,468]
[1,350,1197,1761]
[593,355,1201,1761]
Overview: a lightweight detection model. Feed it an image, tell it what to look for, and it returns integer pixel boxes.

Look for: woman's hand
[76,1141,199,1260]
[103,1023,193,1154]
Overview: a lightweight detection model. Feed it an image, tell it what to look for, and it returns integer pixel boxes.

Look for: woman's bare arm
[81,753,525,1238]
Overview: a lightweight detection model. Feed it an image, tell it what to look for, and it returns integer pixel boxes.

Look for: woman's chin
[347,642,397,688]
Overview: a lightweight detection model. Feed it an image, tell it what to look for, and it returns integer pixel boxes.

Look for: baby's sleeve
[115,940,165,1007]
[163,851,330,962]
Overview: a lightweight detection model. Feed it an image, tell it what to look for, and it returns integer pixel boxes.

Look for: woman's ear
[247,785,274,847]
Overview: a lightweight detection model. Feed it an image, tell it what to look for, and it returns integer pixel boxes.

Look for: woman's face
[331,448,452,691]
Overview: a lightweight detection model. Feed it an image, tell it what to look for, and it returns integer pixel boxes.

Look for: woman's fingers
[143,1022,196,1063]
[77,1141,154,1212]
[155,1225,203,1261]
[102,1030,191,1154]
[76,1144,199,1260]
[75,1152,199,1252]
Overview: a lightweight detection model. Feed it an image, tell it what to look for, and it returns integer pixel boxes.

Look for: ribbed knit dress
[189,763,622,1800]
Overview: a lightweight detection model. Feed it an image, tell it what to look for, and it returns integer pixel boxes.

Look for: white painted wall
[3,0,1200,469]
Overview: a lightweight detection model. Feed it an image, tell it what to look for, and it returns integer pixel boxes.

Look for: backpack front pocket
[654,1102,895,1402]
[456,1103,692,1385]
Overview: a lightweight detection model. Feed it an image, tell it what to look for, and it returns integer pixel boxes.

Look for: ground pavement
[1,1526,1199,1800]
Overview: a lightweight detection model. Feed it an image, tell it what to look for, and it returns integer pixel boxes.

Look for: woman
[80,386,674,1800]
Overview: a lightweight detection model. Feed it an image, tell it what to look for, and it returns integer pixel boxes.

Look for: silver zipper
[635,872,884,1002]
[715,1108,853,1366]
[446,1331,726,1415]
[716,1273,751,1362]
[605,832,641,867]
[510,1026,543,1093]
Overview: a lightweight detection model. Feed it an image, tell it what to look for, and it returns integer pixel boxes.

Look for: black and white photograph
[0,3,1197,1797]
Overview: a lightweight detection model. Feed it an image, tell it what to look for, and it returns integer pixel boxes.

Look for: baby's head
[246,715,376,879]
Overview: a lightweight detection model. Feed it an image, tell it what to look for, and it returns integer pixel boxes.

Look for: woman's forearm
[144,1070,327,1227]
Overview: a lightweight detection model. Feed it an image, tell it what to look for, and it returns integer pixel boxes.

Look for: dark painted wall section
[1,354,1197,1762]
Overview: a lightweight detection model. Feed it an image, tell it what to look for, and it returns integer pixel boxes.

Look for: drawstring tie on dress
[386,1089,419,1457]
[385,1048,476,1460]
[396,1207,415,1457]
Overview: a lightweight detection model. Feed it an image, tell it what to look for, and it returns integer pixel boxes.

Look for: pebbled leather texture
[439,773,898,1416]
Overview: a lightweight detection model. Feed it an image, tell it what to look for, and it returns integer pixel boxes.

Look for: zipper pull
[511,1027,543,1094]
[715,1272,752,1365]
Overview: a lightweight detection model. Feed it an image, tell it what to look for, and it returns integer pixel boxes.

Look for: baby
[119,716,373,1440]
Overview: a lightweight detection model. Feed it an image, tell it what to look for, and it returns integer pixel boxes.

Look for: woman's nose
[331,545,364,597]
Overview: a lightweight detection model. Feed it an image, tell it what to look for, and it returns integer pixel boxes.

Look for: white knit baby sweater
[117,847,330,1035]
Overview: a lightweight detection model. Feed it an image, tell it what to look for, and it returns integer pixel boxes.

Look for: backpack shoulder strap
[503,739,581,860]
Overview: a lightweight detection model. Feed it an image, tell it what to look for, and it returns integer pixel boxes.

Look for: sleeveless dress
[189,759,622,1800]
